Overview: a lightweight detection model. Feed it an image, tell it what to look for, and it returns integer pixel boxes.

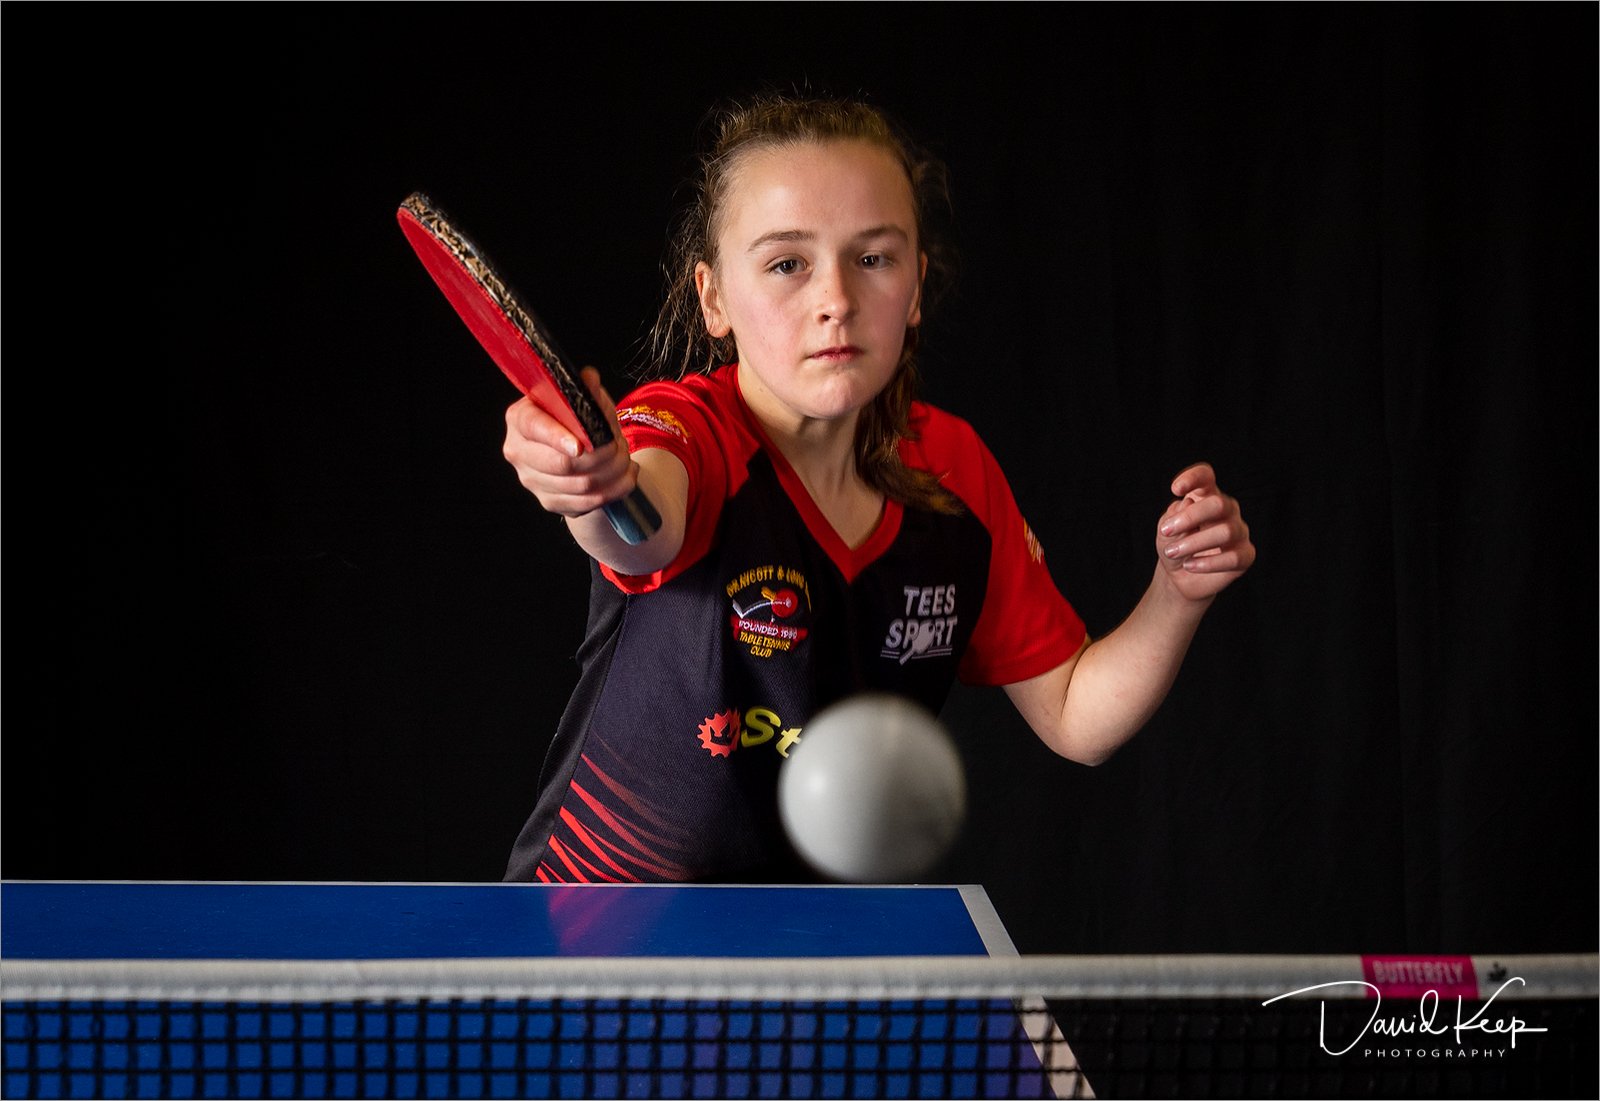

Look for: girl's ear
[695,261,732,338]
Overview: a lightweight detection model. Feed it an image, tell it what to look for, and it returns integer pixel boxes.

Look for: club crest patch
[726,564,811,659]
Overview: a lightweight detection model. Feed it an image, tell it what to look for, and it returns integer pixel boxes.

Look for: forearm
[1063,567,1210,760]
[1009,566,1211,765]
[564,452,687,577]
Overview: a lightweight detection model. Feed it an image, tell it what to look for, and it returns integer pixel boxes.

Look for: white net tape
[4,954,1594,1003]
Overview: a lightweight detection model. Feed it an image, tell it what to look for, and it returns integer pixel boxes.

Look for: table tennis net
[4,954,1595,1099]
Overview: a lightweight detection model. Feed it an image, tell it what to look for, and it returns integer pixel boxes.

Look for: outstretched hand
[1154,462,1255,602]
[502,367,638,519]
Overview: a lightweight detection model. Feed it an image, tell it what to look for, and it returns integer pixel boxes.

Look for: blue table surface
[0,882,994,961]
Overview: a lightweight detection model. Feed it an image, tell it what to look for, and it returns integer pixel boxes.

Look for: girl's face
[695,139,925,434]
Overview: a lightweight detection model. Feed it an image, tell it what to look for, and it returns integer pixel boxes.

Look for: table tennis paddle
[397,191,660,545]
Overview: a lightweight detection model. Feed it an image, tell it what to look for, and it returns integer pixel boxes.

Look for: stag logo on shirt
[881,583,958,665]
[726,564,811,659]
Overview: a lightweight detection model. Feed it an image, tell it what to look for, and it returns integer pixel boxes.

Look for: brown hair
[643,92,960,514]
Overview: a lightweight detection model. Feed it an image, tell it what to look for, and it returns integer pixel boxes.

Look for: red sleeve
[930,417,1087,686]
[597,377,731,594]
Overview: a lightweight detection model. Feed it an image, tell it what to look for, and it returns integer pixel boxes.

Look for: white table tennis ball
[779,693,967,883]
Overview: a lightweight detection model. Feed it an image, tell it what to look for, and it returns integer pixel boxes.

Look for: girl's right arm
[502,367,689,577]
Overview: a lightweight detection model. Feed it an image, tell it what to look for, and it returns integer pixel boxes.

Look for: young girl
[499,94,1255,884]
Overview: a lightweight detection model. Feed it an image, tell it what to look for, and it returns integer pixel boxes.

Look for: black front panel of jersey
[541,453,994,881]
[710,455,995,725]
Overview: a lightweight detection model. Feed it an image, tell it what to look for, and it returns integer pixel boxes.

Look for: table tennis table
[1,881,1082,1099]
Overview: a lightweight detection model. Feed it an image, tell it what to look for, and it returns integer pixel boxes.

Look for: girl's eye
[860,253,888,270]
[771,258,801,276]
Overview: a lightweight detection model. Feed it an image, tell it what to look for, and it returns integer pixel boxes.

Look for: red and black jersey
[503,365,1085,883]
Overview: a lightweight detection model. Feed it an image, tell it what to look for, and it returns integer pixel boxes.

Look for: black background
[8,4,1595,959]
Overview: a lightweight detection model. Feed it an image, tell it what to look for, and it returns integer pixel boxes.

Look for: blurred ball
[779,693,967,882]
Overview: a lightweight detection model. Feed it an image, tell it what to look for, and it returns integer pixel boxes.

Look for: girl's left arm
[1004,462,1255,765]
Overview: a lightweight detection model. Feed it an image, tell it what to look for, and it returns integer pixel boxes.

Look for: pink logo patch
[1360,955,1478,999]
